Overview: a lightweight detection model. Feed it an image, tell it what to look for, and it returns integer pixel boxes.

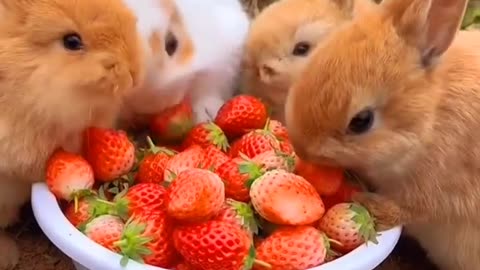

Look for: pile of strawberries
[45,95,379,270]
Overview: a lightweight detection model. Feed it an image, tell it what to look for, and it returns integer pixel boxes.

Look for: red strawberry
[167,168,225,222]
[123,183,167,216]
[150,100,194,143]
[118,210,177,268]
[183,122,229,151]
[228,139,243,157]
[322,181,362,210]
[318,203,378,253]
[175,261,200,270]
[254,226,328,270]
[216,157,263,202]
[215,95,268,138]
[214,198,258,235]
[295,159,344,196]
[84,215,124,252]
[173,220,254,270]
[46,150,94,202]
[163,145,205,183]
[235,129,281,158]
[252,150,296,172]
[136,137,176,184]
[266,119,289,141]
[83,127,135,182]
[202,145,230,172]
[250,169,325,225]
[64,197,95,228]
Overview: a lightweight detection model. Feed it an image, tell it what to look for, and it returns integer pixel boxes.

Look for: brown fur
[241,0,376,122]
[0,0,145,268]
[285,0,479,269]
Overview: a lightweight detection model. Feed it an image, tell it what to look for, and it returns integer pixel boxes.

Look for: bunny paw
[0,232,19,270]
[192,96,225,124]
[353,192,403,231]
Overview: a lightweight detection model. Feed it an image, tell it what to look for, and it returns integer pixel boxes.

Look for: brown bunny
[285,0,479,269]
[0,0,145,268]
[241,0,377,122]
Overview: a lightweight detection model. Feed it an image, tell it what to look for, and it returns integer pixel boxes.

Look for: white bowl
[32,182,402,270]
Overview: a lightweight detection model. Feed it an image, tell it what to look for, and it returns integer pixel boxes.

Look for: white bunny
[122,0,250,125]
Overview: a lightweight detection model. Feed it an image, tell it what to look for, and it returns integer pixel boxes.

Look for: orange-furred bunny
[285,0,478,269]
[0,0,144,268]
[242,0,376,123]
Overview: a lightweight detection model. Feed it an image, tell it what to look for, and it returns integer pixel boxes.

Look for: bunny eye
[292,41,311,56]
[347,108,375,135]
[62,33,83,51]
[165,31,178,56]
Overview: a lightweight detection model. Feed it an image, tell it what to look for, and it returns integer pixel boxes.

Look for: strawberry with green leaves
[46,150,94,208]
[216,157,264,202]
[167,168,225,222]
[173,220,258,270]
[183,122,229,151]
[214,198,259,235]
[318,202,378,253]
[117,210,177,268]
[254,226,328,270]
[214,95,268,138]
[201,145,230,172]
[295,159,345,196]
[122,183,167,216]
[150,100,194,143]
[163,144,205,183]
[136,137,176,184]
[250,169,325,225]
[83,127,135,182]
[84,215,125,252]
[252,150,296,172]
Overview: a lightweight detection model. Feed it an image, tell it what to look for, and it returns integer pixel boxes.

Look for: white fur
[122,0,250,123]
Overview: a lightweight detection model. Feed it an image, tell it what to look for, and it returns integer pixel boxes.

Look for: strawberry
[118,210,177,267]
[322,181,362,210]
[216,157,264,202]
[175,261,199,270]
[123,183,167,216]
[254,226,328,270]
[266,119,289,141]
[183,122,229,152]
[163,144,205,183]
[250,169,325,225]
[136,137,176,184]
[83,127,135,182]
[150,100,194,143]
[214,95,268,138]
[173,220,254,270]
[167,168,225,222]
[214,198,258,235]
[65,197,95,228]
[46,150,94,204]
[318,203,378,253]
[228,139,243,157]
[84,215,124,252]
[234,129,281,158]
[252,150,296,172]
[295,159,344,196]
[202,145,230,172]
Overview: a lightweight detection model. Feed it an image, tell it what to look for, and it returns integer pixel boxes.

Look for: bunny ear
[382,0,468,66]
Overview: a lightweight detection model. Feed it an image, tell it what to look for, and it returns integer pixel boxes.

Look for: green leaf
[349,203,379,245]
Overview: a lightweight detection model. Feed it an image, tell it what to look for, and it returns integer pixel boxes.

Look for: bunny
[121,0,250,126]
[285,0,479,269]
[0,0,145,268]
[241,0,377,123]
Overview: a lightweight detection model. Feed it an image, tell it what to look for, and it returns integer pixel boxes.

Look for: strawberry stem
[253,259,271,268]
[74,195,79,213]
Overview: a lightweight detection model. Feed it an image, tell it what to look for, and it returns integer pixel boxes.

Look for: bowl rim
[31,182,402,270]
